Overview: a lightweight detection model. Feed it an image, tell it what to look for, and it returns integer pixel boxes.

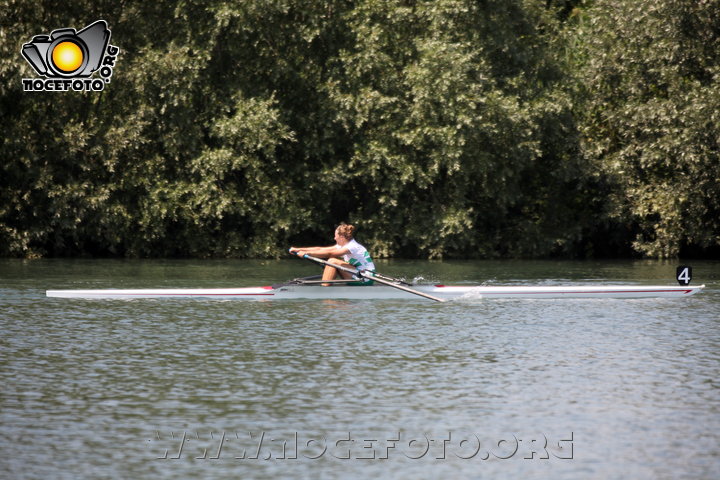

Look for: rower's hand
[289,247,305,256]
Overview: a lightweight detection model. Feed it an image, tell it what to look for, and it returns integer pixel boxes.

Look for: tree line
[1,0,718,258]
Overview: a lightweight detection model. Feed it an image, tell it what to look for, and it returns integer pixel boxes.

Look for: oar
[289,250,445,303]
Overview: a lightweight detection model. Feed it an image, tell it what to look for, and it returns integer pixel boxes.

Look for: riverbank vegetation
[1,0,718,258]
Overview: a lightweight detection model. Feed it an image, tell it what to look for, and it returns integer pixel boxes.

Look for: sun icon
[51,41,84,73]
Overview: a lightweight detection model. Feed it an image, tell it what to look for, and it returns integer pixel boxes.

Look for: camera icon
[21,20,110,78]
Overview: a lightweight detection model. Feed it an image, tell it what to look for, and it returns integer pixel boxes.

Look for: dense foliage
[1,0,718,258]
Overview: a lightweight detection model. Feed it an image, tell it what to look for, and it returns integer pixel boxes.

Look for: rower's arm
[289,245,346,258]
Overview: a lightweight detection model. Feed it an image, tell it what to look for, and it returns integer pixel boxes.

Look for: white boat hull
[46,284,705,300]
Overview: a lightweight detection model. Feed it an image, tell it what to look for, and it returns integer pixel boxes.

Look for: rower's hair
[336,223,355,239]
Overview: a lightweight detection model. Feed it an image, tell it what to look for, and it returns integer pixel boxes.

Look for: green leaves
[326,0,586,258]
[572,0,720,257]
[0,0,717,258]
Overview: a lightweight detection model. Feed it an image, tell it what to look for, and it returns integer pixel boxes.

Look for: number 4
[676,266,692,286]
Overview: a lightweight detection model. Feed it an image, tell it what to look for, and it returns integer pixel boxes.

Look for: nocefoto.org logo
[21,20,119,92]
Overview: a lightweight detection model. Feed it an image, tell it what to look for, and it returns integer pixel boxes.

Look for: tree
[2,0,717,259]
[326,0,591,257]
[572,0,720,257]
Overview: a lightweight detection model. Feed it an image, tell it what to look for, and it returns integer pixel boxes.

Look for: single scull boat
[45,255,704,301]
[45,282,704,300]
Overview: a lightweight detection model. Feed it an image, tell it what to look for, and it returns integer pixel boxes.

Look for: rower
[289,223,376,285]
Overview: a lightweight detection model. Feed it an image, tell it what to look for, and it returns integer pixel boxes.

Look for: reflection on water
[1,259,719,479]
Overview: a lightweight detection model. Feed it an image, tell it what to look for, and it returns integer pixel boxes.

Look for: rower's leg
[321,264,339,282]
[321,258,354,285]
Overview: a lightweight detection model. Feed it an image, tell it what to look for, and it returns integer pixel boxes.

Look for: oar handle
[289,249,361,276]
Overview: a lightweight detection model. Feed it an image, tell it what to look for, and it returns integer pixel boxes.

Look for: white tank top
[337,239,375,271]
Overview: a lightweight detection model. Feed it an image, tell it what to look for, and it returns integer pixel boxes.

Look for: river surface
[1,259,719,479]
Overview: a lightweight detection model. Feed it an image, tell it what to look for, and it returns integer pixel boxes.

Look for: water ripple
[1,259,719,479]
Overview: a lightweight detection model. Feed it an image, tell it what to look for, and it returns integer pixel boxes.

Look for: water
[1,259,719,479]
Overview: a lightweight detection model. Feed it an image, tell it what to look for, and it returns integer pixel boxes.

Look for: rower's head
[334,223,355,245]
